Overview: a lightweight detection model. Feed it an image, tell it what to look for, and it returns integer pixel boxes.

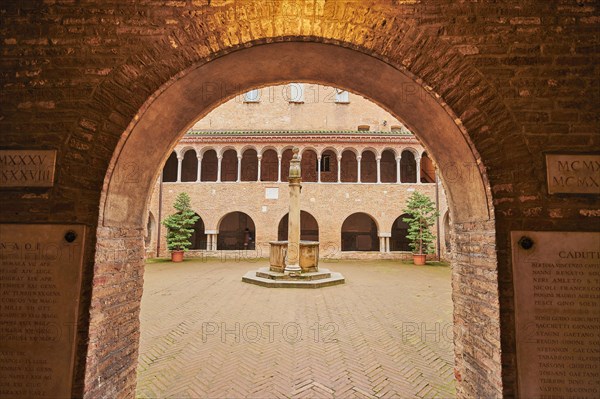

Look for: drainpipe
[157,174,163,257]
[435,172,440,261]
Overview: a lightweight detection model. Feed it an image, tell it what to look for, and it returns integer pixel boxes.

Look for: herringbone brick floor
[136,258,455,398]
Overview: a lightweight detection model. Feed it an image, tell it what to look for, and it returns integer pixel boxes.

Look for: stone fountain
[242,147,345,288]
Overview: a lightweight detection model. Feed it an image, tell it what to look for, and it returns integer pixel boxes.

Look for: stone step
[242,268,345,289]
[256,269,331,281]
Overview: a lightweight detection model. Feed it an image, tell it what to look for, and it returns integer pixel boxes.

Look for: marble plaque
[512,231,600,399]
[546,154,600,195]
[0,150,57,188]
[0,224,85,398]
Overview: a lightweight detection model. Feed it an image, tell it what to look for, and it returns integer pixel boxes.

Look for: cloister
[1,2,598,398]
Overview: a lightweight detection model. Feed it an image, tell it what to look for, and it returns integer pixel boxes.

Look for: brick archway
[90,41,509,398]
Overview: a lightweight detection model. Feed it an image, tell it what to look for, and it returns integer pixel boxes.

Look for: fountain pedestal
[242,147,344,288]
[269,240,319,273]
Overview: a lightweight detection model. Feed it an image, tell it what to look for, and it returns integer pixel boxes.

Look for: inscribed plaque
[0,150,57,188]
[512,231,600,398]
[0,224,85,398]
[546,154,600,195]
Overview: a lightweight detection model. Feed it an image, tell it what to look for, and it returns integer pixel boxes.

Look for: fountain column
[285,147,302,274]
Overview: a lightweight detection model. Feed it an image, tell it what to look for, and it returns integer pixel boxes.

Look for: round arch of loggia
[95,41,500,396]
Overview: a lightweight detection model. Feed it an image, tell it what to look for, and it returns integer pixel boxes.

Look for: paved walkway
[136,258,455,398]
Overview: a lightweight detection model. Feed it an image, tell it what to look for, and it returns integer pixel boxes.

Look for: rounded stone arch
[280,147,295,182]
[420,152,436,184]
[239,144,258,155]
[240,146,259,182]
[279,145,295,156]
[217,211,256,250]
[341,212,380,252]
[390,213,412,252]
[300,147,318,182]
[319,146,339,158]
[360,146,380,158]
[320,147,339,183]
[340,149,359,183]
[400,150,417,183]
[360,148,378,183]
[401,146,420,158]
[199,146,217,157]
[161,151,178,183]
[180,148,198,182]
[259,147,279,182]
[178,145,196,159]
[300,146,319,158]
[341,146,360,157]
[91,39,527,398]
[220,148,238,182]
[259,145,279,157]
[189,213,207,250]
[381,147,398,158]
[218,145,239,158]
[200,148,218,182]
[277,210,319,242]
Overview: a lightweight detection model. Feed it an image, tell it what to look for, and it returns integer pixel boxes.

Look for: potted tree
[402,192,439,265]
[161,192,199,262]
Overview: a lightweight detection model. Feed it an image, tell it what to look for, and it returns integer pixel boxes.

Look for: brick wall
[0,1,598,398]
[147,180,448,258]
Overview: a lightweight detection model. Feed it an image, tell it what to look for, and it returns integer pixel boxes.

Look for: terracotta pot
[413,254,426,265]
[171,250,184,262]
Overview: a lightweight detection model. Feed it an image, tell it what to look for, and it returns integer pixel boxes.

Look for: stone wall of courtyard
[147,179,449,259]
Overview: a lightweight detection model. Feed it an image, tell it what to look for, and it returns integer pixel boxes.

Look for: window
[244,89,260,103]
[358,125,370,132]
[391,125,408,134]
[318,155,331,172]
[335,89,349,103]
[287,83,304,103]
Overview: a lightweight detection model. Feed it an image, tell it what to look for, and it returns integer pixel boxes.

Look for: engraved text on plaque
[546,154,600,195]
[512,231,600,398]
[0,150,57,188]
[0,224,85,398]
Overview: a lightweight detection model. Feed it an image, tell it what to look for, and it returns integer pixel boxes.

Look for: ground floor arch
[390,214,411,252]
[93,41,502,398]
[189,214,207,250]
[217,211,256,250]
[341,213,379,251]
[277,211,319,242]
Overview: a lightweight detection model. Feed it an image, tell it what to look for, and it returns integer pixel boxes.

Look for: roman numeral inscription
[0,150,56,188]
[546,154,600,195]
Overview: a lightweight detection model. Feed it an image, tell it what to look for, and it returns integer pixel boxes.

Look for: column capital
[396,156,402,161]
[176,154,184,161]
[376,156,382,161]
[357,155,362,161]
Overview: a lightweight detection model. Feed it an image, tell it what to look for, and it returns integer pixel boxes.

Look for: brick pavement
[136,258,455,398]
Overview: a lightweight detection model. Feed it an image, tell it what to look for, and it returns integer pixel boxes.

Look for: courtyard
[136,258,455,398]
